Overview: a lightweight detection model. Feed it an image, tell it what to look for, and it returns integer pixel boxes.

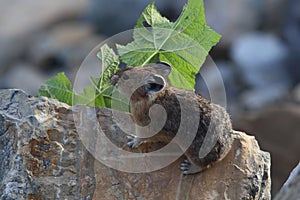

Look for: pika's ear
[142,75,166,95]
[149,62,172,77]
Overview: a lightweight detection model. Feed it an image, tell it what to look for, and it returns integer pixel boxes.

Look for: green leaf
[38,44,129,110]
[96,44,120,92]
[38,72,74,105]
[73,85,105,107]
[73,44,129,109]
[117,0,221,90]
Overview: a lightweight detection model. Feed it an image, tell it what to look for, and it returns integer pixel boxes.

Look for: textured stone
[76,107,271,199]
[274,162,300,200]
[0,89,271,199]
[0,89,95,199]
[91,128,271,199]
[235,105,300,195]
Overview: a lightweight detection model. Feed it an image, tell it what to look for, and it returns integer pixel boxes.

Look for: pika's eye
[122,74,129,80]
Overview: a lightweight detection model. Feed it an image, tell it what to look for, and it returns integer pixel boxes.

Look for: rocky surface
[235,105,300,195]
[0,89,95,199]
[0,89,271,199]
[92,129,271,199]
[274,162,300,200]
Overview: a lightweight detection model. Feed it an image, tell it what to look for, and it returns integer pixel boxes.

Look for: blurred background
[0,0,299,195]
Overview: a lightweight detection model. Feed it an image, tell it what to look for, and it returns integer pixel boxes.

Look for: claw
[179,159,203,175]
[179,159,191,174]
[127,135,142,149]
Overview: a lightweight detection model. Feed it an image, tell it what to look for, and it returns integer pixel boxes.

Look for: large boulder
[0,89,271,199]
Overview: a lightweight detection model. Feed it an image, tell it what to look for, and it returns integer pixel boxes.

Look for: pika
[110,62,233,175]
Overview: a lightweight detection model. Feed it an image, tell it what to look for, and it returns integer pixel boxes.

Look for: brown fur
[111,64,234,174]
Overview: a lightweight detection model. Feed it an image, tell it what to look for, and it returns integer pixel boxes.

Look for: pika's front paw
[127,135,142,149]
[180,159,203,175]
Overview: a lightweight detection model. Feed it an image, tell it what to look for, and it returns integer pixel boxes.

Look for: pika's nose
[110,75,119,86]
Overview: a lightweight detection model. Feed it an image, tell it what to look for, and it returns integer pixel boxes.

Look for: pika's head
[110,62,171,100]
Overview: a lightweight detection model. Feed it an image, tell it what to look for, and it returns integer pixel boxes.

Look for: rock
[234,105,300,195]
[92,129,271,199]
[230,32,291,110]
[75,106,271,199]
[0,89,95,199]
[0,89,271,199]
[1,63,47,96]
[274,162,300,200]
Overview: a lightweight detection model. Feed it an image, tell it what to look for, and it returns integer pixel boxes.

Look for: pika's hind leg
[180,159,207,175]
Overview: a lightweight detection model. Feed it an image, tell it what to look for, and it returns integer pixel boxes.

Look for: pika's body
[111,63,233,174]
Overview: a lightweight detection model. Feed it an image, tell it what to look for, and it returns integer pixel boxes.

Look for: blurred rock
[231,32,291,110]
[28,22,104,74]
[0,0,87,39]
[0,37,28,75]
[1,63,46,95]
[0,89,95,199]
[265,0,287,31]
[0,0,88,68]
[292,83,300,103]
[231,32,288,87]
[205,0,264,46]
[283,0,300,84]
[240,86,288,111]
[274,162,300,200]
[234,104,300,195]
[86,0,186,36]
